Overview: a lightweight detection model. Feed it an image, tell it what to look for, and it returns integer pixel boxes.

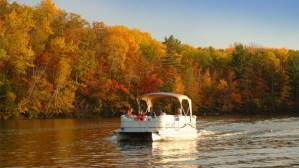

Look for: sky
[12,0,299,49]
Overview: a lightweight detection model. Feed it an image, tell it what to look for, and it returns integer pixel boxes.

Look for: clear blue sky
[13,0,299,49]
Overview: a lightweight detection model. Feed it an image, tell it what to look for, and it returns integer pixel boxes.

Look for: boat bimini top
[138,92,193,116]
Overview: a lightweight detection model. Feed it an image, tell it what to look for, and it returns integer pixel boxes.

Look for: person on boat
[146,107,156,118]
[177,107,182,115]
[126,107,133,118]
[137,110,145,121]
[160,109,166,115]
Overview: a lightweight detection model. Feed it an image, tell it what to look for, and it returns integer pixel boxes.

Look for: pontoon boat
[116,92,198,141]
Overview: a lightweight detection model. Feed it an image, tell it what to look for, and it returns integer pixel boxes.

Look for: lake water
[0,116,299,167]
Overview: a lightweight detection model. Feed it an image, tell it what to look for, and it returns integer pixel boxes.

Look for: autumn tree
[286,50,299,113]
[0,0,298,118]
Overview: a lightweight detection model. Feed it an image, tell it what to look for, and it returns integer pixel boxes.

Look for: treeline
[0,0,298,119]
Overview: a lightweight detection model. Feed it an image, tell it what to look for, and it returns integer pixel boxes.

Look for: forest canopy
[0,0,298,119]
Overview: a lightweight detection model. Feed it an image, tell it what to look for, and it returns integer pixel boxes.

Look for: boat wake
[197,130,215,137]
[104,134,118,143]
[197,129,244,140]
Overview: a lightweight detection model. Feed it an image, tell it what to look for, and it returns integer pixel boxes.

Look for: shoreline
[1,111,298,120]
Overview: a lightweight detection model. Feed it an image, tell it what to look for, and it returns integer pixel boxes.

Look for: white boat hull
[116,115,198,141]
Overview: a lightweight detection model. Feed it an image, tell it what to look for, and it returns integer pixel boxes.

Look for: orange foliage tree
[0,0,298,118]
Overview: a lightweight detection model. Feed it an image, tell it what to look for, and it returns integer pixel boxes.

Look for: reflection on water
[0,117,299,167]
[0,119,123,167]
[116,140,198,167]
[152,140,198,167]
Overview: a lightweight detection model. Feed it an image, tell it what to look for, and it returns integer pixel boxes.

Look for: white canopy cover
[139,92,192,116]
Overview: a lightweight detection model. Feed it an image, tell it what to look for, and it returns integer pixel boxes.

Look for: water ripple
[0,117,299,167]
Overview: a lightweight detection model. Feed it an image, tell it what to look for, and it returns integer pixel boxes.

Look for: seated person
[146,108,156,118]
[137,110,145,121]
[160,109,166,115]
[126,107,133,118]
[176,107,182,115]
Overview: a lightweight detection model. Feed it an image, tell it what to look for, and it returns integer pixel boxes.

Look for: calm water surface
[0,116,299,167]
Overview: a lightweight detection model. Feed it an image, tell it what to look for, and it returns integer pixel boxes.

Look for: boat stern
[116,130,161,141]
